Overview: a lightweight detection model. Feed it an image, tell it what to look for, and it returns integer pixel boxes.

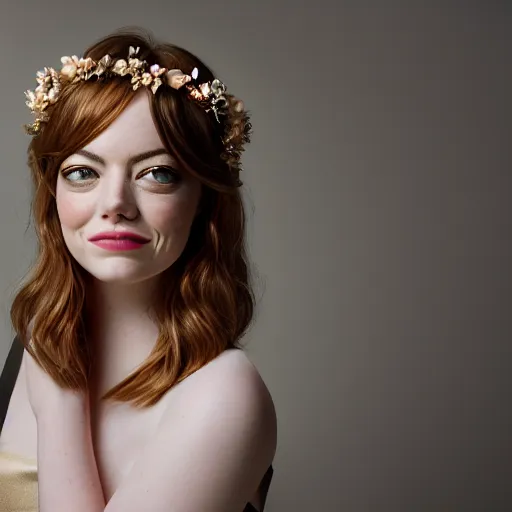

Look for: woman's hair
[10,27,256,407]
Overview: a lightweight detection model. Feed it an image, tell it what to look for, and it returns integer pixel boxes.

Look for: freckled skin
[56,91,202,284]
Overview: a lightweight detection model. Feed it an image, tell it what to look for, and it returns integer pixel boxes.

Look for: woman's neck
[85,276,161,400]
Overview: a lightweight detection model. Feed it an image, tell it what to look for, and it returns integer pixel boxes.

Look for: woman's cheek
[56,192,94,230]
[156,202,196,237]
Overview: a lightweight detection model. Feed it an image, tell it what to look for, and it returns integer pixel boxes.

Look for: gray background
[0,2,511,511]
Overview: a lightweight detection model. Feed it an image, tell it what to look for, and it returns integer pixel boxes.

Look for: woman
[0,28,277,512]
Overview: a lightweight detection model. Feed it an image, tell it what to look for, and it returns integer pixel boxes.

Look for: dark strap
[0,336,24,435]
[258,464,274,510]
[243,465,274,512]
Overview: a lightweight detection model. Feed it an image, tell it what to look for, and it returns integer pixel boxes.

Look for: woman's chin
[83,266,160,285]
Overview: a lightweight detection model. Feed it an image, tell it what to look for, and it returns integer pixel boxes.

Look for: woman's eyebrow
[74,148,172,166]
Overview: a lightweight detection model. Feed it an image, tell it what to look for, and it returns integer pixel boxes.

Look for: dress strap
[258,465,274,509]
[0,336,24,435]
[243,465,274,511]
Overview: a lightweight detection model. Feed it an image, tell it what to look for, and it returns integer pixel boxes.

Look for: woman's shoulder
[163,346,277,448]
[174,348,274,406]
[143,348,276,508]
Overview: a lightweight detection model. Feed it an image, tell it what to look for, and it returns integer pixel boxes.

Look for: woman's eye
[139,166,182,185]
[62,167,97,182]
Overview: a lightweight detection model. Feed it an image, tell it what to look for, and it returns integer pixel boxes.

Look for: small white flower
[61,64,77,79]
[48,88,59,103]
[129,46,140,58]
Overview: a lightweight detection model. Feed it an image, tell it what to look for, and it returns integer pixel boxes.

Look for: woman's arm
[36,393,105,512]
[24,352,105,512]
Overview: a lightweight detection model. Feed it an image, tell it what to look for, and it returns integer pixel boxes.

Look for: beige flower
[24,90,37,110]
[151,78,163,94]
[47,88,58,103]
[95,55,113,77]
[80,57,94,70]
[75,57,95,79]
[60,65,77,79]
[27,67,61,115]
[199,83,212,97]
[211,79,226,96]
[60,56,81,80]
[36,68,53,88]
[128,58,144,71]
[166,69,191,90]
[130,75,143,91]
[140,72,153,86]
[61,55,80,66]
[112,59,129,76]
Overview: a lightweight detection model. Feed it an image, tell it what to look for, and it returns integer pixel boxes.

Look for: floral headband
[24,45,252,181]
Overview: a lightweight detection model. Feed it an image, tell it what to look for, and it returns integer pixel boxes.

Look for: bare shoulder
[171,348,276,424]
[163,347,277,460]
[196,348,269,383]
[104,349,277,509]
[172,347,268,387]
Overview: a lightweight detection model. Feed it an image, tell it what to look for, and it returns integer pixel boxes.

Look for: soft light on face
[55,91,202,284]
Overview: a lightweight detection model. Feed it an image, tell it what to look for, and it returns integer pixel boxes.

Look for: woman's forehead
[72,93,167,163]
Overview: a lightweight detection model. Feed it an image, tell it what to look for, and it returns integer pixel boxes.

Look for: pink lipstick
[88,231,151,251]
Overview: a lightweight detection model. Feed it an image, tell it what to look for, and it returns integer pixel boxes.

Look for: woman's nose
[99,173,139,221]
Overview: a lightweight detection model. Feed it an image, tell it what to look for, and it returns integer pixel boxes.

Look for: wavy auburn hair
[10,27,256,407]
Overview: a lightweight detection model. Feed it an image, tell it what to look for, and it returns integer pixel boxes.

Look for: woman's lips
[89,239,149,251]
[88,231,151,243]
[88,232,151,251]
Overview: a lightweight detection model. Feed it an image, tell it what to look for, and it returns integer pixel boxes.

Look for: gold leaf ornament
[166,69,192,90]
[112,59,129,76]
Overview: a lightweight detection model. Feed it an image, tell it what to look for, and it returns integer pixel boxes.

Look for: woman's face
[56,91,202,284]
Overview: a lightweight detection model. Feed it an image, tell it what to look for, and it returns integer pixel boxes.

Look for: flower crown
[24,45,252,183]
